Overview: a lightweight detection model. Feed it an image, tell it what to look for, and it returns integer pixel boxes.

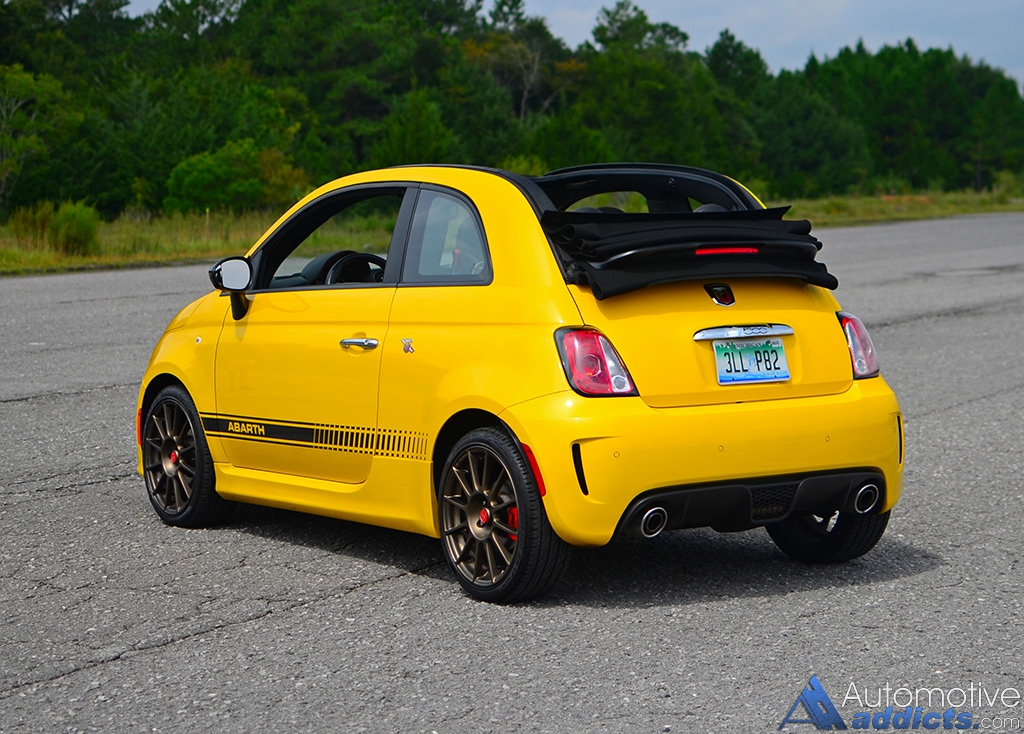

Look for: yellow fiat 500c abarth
[137,163,903,603]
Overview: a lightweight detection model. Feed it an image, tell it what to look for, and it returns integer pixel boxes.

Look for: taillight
[838,312,879,378]
[555,328,637,396]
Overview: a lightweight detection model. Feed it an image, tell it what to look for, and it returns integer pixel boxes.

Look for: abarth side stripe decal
[200,414,429,461]
[375,427,430,459]
[202,415,313,444]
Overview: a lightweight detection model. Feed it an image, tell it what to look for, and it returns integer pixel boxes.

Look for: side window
[256,189,406,290]
[402,189,490,284]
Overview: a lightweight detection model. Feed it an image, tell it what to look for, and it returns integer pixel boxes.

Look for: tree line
[2,0,1023,220]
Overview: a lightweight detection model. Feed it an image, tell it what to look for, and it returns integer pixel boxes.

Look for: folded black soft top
[539,207,837,300]
[511,164,838,300]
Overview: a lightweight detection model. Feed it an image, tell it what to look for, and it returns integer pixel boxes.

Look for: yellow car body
[138,164,903,602]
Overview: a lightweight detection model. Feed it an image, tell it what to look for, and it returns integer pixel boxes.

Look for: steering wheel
[324,252,387,285]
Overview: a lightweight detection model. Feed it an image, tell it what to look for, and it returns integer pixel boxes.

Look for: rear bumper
[616,469,885,537]
[499,377,904,546]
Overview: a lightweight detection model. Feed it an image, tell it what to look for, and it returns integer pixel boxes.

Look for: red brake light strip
[694,246,760,256]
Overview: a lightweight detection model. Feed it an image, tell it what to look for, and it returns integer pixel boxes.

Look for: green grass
[2,190,1023,276]
[1,209,279,275]
[777,190,1024,228]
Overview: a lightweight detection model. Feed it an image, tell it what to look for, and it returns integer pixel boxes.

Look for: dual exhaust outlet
[637,482,881,539]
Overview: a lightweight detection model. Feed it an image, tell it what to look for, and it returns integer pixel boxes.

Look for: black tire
[141,385,232,527]
[766,510,890,564]
[438,427,572,603]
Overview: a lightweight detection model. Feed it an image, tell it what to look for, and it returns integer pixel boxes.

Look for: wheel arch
[431,408,513,492]
[140,373,188,421]
[138,373,194,454]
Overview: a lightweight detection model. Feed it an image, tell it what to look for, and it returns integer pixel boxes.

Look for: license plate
[713,337,790,385]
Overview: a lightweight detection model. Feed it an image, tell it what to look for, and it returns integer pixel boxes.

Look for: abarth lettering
[227,421,266,436]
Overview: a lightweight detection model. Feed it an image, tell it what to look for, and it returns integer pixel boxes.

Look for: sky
[125,0,1024,89]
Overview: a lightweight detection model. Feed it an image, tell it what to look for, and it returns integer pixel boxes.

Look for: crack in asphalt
[6,288,206,308]
[839,262,1024,291]
[870,295,1024,331]
[910,380,1024,420]
[0,470,137,509]
[0,382,137,405]
[0,559,446,699]
[4,465,135,489]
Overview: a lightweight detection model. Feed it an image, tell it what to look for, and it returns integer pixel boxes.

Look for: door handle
[340,338,379,349]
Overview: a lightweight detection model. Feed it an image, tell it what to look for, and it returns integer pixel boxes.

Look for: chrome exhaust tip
[640,507,669,538]
[852,483,880,514]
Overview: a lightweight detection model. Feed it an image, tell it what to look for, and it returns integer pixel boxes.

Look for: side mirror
[209,257,253,320]
[209,256,252,292]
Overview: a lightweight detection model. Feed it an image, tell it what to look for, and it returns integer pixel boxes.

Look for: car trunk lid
[567,278,854,408]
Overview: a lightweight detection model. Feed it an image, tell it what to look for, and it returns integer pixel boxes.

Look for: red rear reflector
[521,443,546,497]
[694,246,759,256]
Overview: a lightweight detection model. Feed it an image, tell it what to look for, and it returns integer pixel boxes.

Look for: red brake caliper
[508,507,519,541]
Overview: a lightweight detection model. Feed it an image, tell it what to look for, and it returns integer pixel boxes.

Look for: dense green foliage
[8,197,99,254]
[49,200,100,254]
[2,0,1022,220]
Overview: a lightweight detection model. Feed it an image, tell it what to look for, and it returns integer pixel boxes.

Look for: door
[212,186,413,484]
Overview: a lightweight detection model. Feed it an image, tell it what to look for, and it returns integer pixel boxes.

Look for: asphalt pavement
[1,213,1022,732]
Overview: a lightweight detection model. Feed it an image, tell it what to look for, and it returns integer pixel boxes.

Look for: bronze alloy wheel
[441,443,520,587]
[439,427,572,603]
[143,396,198,516]
[142,386,230,527]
